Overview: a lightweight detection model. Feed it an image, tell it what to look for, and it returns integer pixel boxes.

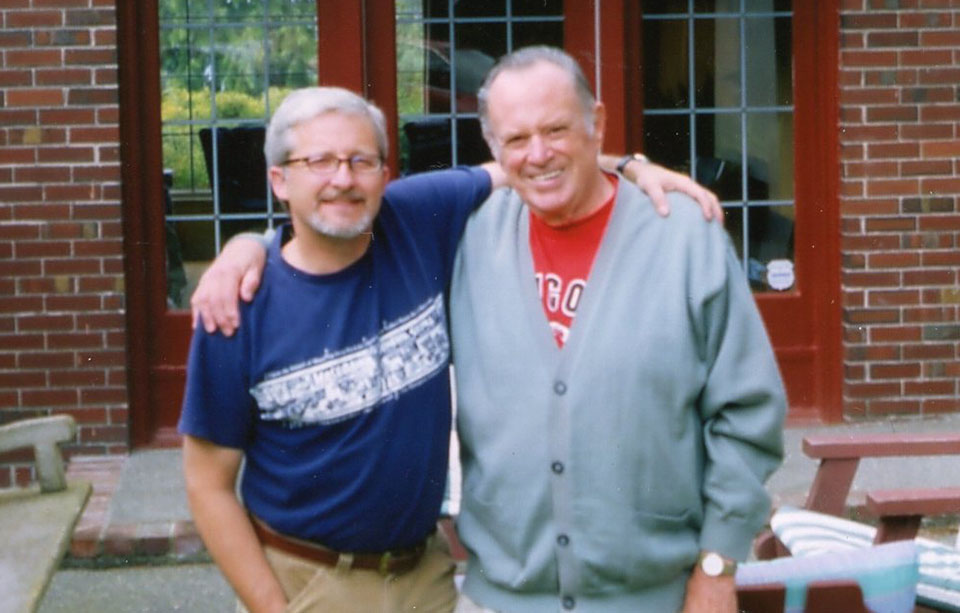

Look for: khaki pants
[238,529,458,613]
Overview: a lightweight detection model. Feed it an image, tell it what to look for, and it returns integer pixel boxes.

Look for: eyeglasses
[282,154,383,175]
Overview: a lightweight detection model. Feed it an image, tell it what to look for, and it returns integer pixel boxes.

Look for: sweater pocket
[576,504,700,594]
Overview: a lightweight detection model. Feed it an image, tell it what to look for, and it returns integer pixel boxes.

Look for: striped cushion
[772,506,960,612]
[737,539,917,613]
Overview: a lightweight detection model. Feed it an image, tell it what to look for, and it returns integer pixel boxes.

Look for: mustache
[318,189,366,202]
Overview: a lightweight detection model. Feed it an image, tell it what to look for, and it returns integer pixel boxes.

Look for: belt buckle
[377,551,393,576]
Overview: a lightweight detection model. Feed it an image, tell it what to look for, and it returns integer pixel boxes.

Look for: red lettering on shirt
[529,177,617,347]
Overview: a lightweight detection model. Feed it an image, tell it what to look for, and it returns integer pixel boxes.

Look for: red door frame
[119,0,842,447]
[569,1,843,422]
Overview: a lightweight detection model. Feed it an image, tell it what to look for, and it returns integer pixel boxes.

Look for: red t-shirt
[529,177,617,347]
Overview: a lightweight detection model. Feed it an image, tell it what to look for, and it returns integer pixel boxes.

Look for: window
[642,0,794,292]
[158,0,318,307]
[395,0,563,174]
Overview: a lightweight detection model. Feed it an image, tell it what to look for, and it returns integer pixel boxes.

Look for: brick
[847,381,902,398]
[15,241,72,258]
[4,10,63,27]
[920,30,960,47]
[921,105,960,121]
[76,350,126,368]
[36,68,93,86]
[922,140,960,158]
[866,105,918,122]
[842,13,898,29]
[39,109,96,124]
[841,87,899,105]
[14,166,72,183]
[903,197,955,213]
[46,295,101,311]
[64,49,117,66]
[34,29,92,47]
[867,142,920,158]
[842,50,899,67]
[901,123,955,140]
[870,363,921,379]
[36,146,96,163]
[14,204,72,221]
[841,127,899,144]
[918,217,960,233]
[923,398,960,414]
[924,324,960,341]
[865,217,916,232]
[22,389,79,408]
[904,269,956,285]
[5,89,65,108]
[18,351,75,370]
[909,377,955,395]
[901,86,956,104]
[843,308,901,324]
[70,126,119,143]
[904,343,955,359]
[870,325,922,342]
[867,31,919,47]
[843,234,900,250]
[0,69,33,87]
[906,307,956,323]
[902,160,953,176]
[869,289,919,306]
[67,88,118,106]
[6,49,62,68]
[866,179,919,196]
[900,12,952,28]
[847,344,901,361]
[66,9,117,27]
[900,49,954,66]
[868,399,921,416]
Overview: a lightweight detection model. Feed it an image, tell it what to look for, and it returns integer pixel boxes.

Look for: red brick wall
[0,0,127,486]
[839,1,960,418]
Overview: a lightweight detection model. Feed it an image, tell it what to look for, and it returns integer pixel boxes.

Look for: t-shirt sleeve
[177,325,254,449]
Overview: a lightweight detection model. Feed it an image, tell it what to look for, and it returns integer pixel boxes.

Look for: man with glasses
[180,85,719,613]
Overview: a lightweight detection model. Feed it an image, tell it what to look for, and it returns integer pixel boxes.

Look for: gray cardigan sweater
[450,179,786,612]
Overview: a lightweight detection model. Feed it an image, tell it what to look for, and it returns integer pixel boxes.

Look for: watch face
[701,553,724,576]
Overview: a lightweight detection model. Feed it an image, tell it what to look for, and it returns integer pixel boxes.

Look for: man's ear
[268,165,288,202]
[592,101,607,148]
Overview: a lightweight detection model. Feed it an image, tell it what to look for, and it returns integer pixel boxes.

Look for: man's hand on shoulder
[681,563,737,613]
[622,156,723,223]
[190,234,268,336]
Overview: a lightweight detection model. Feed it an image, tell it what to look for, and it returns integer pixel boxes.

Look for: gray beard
[305,210,374,239]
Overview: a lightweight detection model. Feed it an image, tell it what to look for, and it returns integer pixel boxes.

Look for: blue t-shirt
[178,167,491,552]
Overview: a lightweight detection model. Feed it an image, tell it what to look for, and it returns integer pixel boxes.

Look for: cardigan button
[553,380,567,395]
[562,595,576,610]
[551,461,564,474]
[557,534,570,546]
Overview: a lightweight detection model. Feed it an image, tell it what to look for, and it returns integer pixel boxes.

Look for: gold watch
[698,551,737,577]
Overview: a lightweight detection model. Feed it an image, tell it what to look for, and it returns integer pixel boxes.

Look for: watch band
[615,152,650,175]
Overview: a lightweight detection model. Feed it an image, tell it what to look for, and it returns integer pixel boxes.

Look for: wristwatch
[615,152,650,175]
[698,551,737,577]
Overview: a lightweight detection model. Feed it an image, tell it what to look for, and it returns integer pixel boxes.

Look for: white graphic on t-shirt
[250,294,448,426]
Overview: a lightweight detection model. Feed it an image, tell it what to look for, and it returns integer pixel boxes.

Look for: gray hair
[263,86,389,168]
[477,46,597,153]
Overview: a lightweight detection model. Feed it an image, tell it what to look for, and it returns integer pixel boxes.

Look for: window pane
[213,0,264,20]
[514,0,563,17]
[694,0,740,12]
[643,19,689,109]
[268,25,318,88]
[746,0,792,11]
[163,129,211,195]
[513,19,563,50]
[168,219,214,307]
[745,16,792,106]
[401,117,452,173]
[749,204,795,267]
[267,0,316,20]
[454,0,506,17]
[644,113,690,172]
[456,118,491,166]
[746,111,793,200]
[644,0,688,14]
[695,112,742,201]
[694,18,740,108]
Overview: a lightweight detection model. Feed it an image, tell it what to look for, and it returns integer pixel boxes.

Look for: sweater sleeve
[695,238,786,561]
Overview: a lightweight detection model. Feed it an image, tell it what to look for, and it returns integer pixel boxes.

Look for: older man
[182,80,719,612]
[446,47,786,613]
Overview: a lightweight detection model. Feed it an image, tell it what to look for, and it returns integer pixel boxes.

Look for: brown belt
[250,518,427,576]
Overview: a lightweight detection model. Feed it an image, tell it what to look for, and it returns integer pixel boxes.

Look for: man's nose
[527,135,552,164]
[328,160,355,187]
